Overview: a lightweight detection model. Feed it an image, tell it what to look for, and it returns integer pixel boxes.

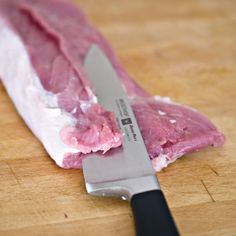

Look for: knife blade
[82,44,179,236]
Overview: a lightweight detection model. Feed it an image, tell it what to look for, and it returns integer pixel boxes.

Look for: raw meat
[0,0,224,171]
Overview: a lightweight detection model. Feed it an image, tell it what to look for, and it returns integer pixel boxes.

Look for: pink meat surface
[0,0,225,171]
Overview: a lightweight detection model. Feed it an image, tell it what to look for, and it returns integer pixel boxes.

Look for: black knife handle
[131,190,179,236]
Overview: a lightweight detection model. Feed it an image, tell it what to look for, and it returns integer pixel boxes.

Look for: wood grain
[0,0,236,235]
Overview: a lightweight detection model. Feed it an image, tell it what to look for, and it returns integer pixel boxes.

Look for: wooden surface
[1,0,236,235]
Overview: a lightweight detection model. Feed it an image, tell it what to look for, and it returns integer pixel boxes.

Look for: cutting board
[0,0,236,235]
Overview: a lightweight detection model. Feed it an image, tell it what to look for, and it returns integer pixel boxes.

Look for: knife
[83,44,179,236]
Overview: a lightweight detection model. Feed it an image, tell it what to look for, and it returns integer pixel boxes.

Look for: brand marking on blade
[121,118,132,125]
[115,98,138,143]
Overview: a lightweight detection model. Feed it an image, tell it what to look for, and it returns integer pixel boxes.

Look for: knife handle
[131,190,179,236]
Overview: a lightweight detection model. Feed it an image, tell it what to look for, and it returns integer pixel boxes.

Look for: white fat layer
[154,95,198,112]
[158,110,166,116]
[154,96,172,103]
[0,18,79,166]
[152,152,184,171]
[71,107,77,114]
[152,154,169,171]
[80,100,93,112]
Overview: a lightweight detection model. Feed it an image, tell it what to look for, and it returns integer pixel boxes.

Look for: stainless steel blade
[82,45,159,200]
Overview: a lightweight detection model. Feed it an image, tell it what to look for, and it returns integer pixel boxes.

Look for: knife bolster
[85,175,160,201]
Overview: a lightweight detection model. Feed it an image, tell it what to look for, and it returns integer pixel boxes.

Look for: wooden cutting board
[0,0,236,235]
